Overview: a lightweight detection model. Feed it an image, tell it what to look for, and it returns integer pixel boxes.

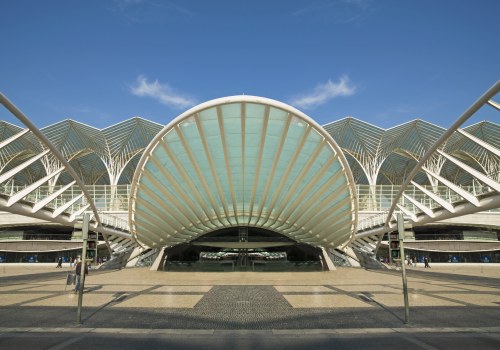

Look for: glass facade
[131,96,357,250]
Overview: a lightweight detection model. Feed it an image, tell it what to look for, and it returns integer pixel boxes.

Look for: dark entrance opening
[163,227,323,272]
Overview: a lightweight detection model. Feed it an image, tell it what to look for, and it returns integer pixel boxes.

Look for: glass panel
[221,103,243,222]
[243,103,265,221]
[133,99,355,248]
[251,106,288,224]
[199,106,235,225]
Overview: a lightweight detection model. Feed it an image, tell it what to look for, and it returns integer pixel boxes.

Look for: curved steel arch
[352,81,500,255]
[385,81,500,225]
[0,93,103,223]
[130,95,358,249]
[0,92,134,255]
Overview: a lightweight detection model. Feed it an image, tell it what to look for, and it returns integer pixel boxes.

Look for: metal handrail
[383,81,500,228]
[0,93,103,227]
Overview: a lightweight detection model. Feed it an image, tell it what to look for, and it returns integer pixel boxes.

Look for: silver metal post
[397,212,410,324]
[77,213,90,324]
[0,93,103,227]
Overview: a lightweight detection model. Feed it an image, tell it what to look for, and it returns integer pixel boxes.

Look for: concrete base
[320,247,336,271]
[150,248,167,271]
[342,247,362,267]
[125,247,144,267]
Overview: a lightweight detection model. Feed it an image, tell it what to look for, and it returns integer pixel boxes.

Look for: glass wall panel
[132,97,356,249]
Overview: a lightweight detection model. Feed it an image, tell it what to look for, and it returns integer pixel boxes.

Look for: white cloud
[342,0,373,10]
[113,0,144,11]
[291,0,373,24]
[130,75,196,109]
[290,76,356,109]
[110,0,194,24]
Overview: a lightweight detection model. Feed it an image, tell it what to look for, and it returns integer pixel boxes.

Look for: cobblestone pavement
[0,264,499,330]
[1,264,500,348]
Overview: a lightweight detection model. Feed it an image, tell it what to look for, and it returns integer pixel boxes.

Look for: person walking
[56,257,63,268]
[74,260,89,293]
[424,256,431,268]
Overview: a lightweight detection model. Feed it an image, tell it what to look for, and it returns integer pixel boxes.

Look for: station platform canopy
[129,96,358,250]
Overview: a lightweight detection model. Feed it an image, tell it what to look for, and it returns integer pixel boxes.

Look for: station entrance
[130,96,357,262]
[163,227,324,272]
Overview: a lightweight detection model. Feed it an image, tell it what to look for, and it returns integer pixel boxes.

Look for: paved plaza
[1,264,500,349]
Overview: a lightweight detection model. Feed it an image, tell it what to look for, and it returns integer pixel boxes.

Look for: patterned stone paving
[193,286,295,327]
[1,265,500,330]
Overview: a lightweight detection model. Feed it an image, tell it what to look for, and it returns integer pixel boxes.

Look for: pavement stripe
[1,327,500,335]
[46,335,85,350]
[404,335,441,350]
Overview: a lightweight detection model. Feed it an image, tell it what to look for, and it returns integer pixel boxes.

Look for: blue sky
[0,0,498,129]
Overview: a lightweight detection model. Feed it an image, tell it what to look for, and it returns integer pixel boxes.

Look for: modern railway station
[0,84,499,270]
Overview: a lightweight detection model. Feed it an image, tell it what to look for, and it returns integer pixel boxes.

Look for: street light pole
[77,212,90,324]
[397,212,410,324]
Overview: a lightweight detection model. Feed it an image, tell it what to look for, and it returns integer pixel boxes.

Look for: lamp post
[397,212,410,324]
[77,212,90,324]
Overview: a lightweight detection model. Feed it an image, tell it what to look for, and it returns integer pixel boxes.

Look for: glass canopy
[129,96,357,249]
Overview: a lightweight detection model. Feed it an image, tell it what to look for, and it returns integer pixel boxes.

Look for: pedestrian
[56,257,63,268]
[424,256,431,268]
[74,260,89,293]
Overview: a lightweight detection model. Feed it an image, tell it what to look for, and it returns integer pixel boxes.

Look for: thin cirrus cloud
[130,75,197,110]
[291,0,373,24]
[289,76,356,110]
[110,0,194,24]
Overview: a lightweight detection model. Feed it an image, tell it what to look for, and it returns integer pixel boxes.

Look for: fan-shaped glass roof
[1,111,497,188]
[130,96,358,249]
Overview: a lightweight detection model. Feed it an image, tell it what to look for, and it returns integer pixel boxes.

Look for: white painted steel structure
[350,81,500,255]
[0,93,149,256]
[129,96,358,249]
[0,81,499,261]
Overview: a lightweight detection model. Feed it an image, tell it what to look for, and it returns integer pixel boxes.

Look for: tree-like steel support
[0,92,136,256]
[350,81,500,253]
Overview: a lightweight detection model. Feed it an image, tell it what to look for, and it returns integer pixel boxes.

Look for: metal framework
[129,96,358,249]
[351,81,500,255]
[323,118,498,188]
[0,93,144,256]
[0,81,499,259]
